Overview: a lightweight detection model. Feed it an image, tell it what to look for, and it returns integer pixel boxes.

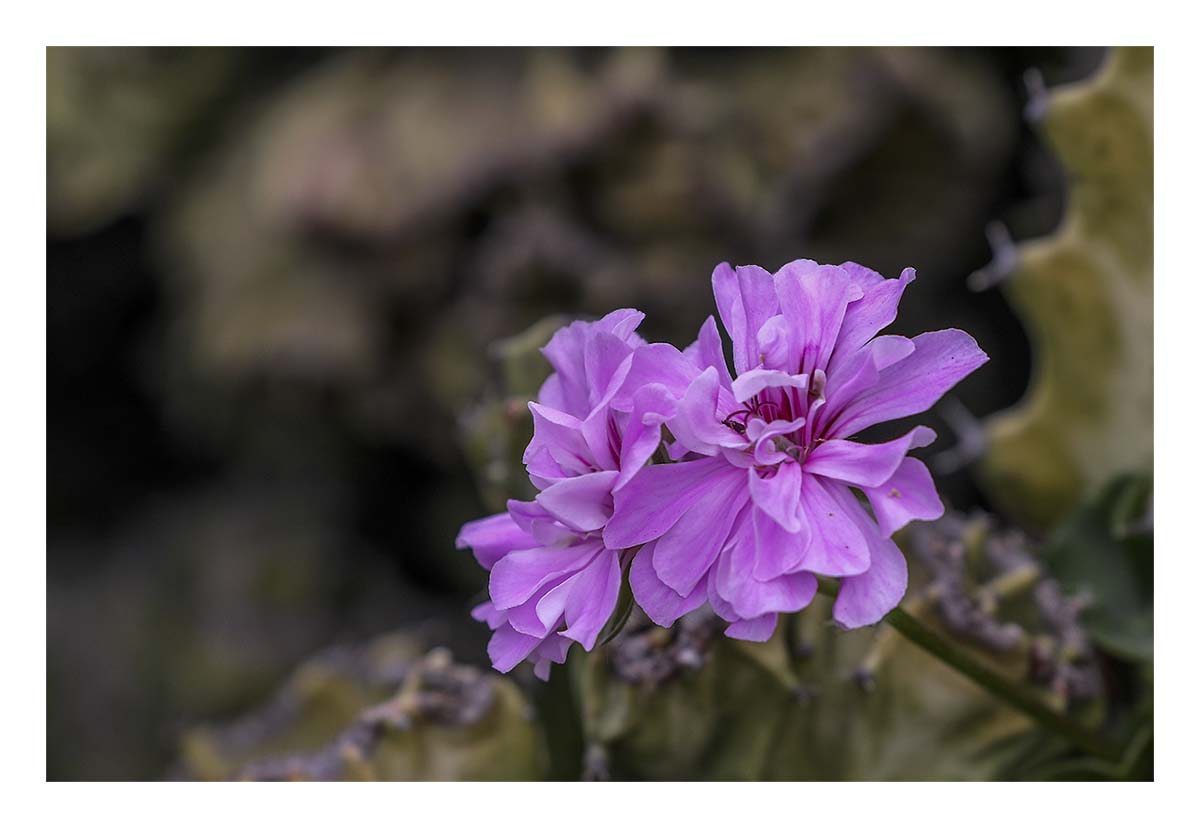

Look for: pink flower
[457,310,676,678]
[603,260,988,640]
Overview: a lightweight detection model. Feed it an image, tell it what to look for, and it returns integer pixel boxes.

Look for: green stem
[815,579,1123,764]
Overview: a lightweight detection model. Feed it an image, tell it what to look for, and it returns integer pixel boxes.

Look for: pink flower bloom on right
[604,259,989,639]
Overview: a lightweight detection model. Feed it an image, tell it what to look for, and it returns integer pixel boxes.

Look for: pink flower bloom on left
[455,310,677,678]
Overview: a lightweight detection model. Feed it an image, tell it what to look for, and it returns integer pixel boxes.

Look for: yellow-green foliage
[980,47,1152,529]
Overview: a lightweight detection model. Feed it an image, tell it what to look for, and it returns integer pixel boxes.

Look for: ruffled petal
[562,551,623,650]
[534,470,618,532]
[751,505,811,581]
[683,315,734,389]
[629,541,708,626]
[715,509,819,618]
[605,456,736,549]
[747,460,805,532]
[489,541,603,610]
[456,511,534,571]
[666,367,744,456]
[827,329,988,439]
[712,262,780,375]
[730,367,808,404]
[725,613,779,642]
[486,624,545,673]
[796,476,870,576]
[773,259,863,375]
[651,464,750,595]
[614,384,677,491]
[611,342,698,412]
[863,457,944,536]
[830,485,909,628]
[525,402,593,477]
[803,425,936,488]
[827,265,915,376]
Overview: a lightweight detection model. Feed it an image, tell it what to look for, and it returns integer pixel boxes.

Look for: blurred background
[47,46,1147,780]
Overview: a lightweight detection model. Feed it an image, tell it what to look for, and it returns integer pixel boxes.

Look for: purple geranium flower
[604,260,988,640]
[457,310,676,677]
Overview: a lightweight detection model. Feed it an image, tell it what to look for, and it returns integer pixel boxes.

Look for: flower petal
[651,465,750,595]
[613,383,677,492]
[831,487,909,628]
[683,315,734,389]
[486,624,544,673]
[534,470,618,532]
[629,541,708,626]
[489,541,603,610]
[774,259,863,375]
[667,367,744,456]
[747,460,805,532]
[456,511,534,571]
[562,551,622,650]
[715,510,818,618]
[796,476,871,576]
[803,425,936,488]
[725,613,779,642]
[751,505,811,581]
[712,262,779,374]
[730,367,808,404]
[863,457,944,536]
[827,266,915,376]
[604,456,735,549]
[827,329,988,439]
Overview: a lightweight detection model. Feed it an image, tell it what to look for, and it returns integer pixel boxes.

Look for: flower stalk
[815,577,1123,763]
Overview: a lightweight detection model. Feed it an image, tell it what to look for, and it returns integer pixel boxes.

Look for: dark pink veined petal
[747,460,805,532]
[665,367,744,456]
[725,613,779,642]
[796,476,871,577]
[864,457,944,537]
[486,623,545,673]
[604,456,736,549]
[730,367,808,404]
[534,469,618,532]
[774,259,863,375]
[561,551,622,650]
[651,465,750,596]
[455,511,535,571]
[826,329,988,440]
[751,505,811,581]
[614,383,677,492]
[827,266,915,377]
[712,262,780,375]
[803,425,936,488]
[830,485,909,628]
[715,509,818,618]
[489,541,604,610]
[629,541,708,626]
[683,315,734,389]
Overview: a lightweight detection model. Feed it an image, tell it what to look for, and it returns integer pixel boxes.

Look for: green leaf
[1040,474,1153,662]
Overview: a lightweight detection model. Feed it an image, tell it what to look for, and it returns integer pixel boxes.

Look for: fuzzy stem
[815,578,1123,763]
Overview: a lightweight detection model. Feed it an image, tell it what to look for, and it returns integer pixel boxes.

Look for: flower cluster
[457,259,987,677]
